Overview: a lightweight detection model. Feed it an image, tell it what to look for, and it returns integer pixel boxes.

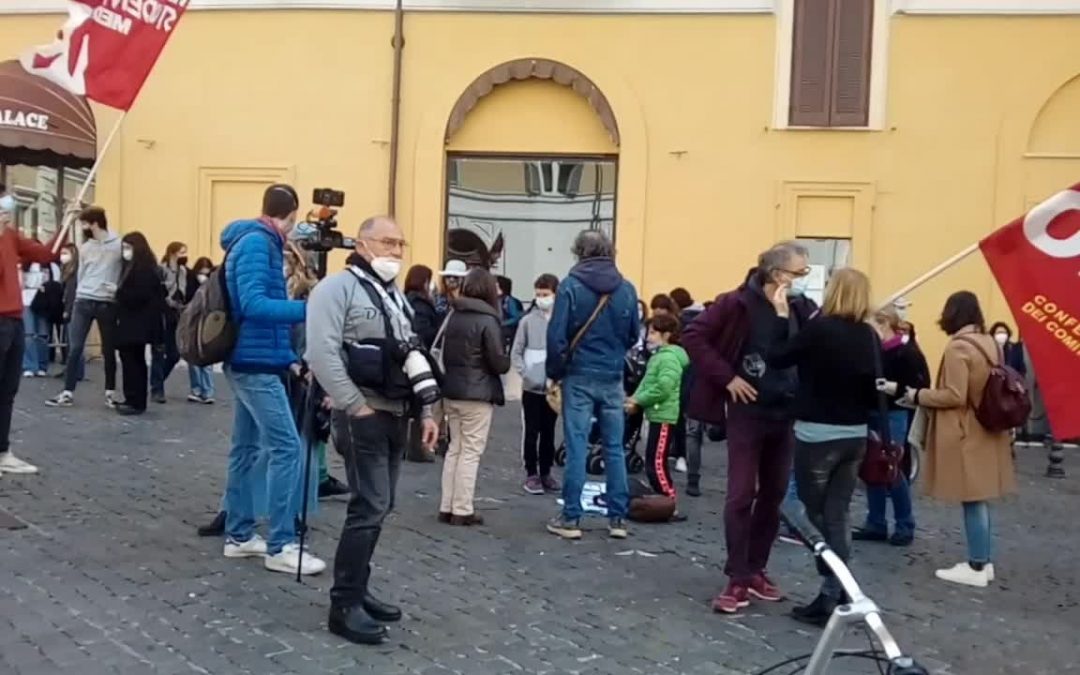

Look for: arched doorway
[442,58,620,301]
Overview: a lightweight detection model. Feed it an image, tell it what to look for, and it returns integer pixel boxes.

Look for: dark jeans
[118,345,149,411]
[645,422,676,497]
[684,417,705,483]
[794,435,867,600]
[863,411,916,537]
[150,313,179,396]
[521,391,557,477]
[0,317,25,454]
[330,409,407,609]
[65,299,117,392]
[724,407,794,585]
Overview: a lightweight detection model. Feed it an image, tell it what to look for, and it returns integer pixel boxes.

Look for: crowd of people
[0,182,1025,646]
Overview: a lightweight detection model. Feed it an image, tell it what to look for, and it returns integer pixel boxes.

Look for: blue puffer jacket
[546,257,639,382]
[220,219,305,373]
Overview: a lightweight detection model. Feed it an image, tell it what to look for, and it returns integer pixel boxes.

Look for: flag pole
[878,242,981,310]
[53,113,126,252]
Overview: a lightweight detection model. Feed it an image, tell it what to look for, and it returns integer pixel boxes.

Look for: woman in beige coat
[905,291,1015,588]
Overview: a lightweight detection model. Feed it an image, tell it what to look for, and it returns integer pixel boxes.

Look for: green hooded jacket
[632,344,690,424]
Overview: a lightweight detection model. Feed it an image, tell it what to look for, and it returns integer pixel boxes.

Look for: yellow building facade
[2,0,1080,361]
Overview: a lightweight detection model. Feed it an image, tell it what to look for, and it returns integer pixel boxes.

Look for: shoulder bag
[546,294,611,413]
[956,335,1031,432]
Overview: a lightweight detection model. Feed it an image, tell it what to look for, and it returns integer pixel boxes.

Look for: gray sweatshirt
[511,308,551,393]
[306,266,427,417]
[76,232,123,302]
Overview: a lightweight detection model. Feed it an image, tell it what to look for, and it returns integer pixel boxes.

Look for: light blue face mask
[289,221,319,241]
[787,275,811,298]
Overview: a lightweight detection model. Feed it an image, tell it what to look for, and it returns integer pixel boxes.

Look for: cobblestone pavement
[2,366,1078,675]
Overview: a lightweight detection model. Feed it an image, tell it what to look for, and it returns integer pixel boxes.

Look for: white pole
[878,242,981,309]
[53,113,126,252]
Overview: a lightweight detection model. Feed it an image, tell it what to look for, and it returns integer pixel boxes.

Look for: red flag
[19,0,187,111]
[980,183,1080,440]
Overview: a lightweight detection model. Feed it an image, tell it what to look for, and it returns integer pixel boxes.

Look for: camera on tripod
[298,188,355,253]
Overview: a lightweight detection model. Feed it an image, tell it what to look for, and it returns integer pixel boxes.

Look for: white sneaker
[45,391,73,407]
[22,371,34,378]
[935,562,990,588]
[104,390,117,409]
[987,563,996,582]
[0,452,39,475]
[264,543,326,576]
[675,457,688,474]
[35,370,47,378]
[224,535,268,558]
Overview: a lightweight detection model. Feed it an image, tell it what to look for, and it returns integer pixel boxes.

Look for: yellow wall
[2,9,1080,361]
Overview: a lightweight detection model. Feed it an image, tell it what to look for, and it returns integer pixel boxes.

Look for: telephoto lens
[402,350,440,405]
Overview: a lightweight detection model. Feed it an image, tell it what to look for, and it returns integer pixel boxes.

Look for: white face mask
[197,273,209,284]
[121,247,133,262]
[896,307,909,321]
[994,332,1009,345]
[370,257,401,282]
[535,295,554,311]
[60,253,72,265]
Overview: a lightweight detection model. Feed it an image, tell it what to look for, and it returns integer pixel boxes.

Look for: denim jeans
[223,368,301,555]
[21,306,49,373]
[864,411,916,537]
[150,314,180,396]
[188,365,216,399]
[561,374,629,521]
[962,501,993,564]
[65,299,117,392]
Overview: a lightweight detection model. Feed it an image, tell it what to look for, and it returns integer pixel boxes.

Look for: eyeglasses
[361,237,409,251]
[779,267,812,278]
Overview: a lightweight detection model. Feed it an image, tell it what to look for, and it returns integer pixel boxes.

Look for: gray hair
[571,229,614,260]
[756,241,809,282]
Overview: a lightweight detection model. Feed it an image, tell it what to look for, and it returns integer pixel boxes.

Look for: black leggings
[521,391,557,477]
[118,345,148,411]
[645,422,677,498]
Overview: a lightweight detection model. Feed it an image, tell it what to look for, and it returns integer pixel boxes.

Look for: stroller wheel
[555,444,567,467]
[586,448,606,475]
[626,452,645,475]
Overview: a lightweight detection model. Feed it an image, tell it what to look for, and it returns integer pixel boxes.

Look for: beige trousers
[440,399,495,516]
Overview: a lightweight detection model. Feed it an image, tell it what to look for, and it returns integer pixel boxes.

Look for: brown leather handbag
[860,327,904,488]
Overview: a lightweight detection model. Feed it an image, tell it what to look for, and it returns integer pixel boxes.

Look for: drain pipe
[387,0,405,217]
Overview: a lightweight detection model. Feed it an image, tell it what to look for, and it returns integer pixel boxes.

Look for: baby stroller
[554,343,652,475]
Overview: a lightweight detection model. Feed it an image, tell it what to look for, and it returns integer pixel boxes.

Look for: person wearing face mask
[306,215,438,645]
[113,233,165,415]
[185,257,217,404]
[218,183,326,577]
[988,322,1027,376]
[511,273,560,495]
[0,190,66,476]
[150,241,189,403]
[46,206,122,409]
[682,241,818,615]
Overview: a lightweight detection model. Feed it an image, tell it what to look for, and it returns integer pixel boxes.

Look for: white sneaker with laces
[0,452,39,475]
[264,543,326,576]
[935,562,990,588]
[105,390,117,409]
[224,534,268,558]
[45,391,73,407]
[22,371,34,378]
[675,457,688,474]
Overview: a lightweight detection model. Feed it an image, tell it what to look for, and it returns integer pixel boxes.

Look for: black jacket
[767,314,878,426]
[115,264,165,348]
[441,296,511,404]
[407,291,440,349]
[881,338,930,410]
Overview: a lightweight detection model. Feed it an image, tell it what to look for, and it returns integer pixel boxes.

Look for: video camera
[298,188,355,254]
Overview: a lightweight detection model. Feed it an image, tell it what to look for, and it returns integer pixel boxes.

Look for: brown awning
[0,59,96,169]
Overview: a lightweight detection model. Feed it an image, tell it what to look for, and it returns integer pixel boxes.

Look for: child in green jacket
[626,314,690,498]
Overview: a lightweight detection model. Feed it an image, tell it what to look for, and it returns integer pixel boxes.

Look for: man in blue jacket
[546,230,639,540]
[219,184,325,576]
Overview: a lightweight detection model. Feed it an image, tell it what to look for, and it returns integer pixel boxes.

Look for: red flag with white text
[980,183,1080,440]
[19,0,187,111]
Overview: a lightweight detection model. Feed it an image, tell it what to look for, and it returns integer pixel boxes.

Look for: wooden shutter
[829,0,873,126]
[789,0,834,127]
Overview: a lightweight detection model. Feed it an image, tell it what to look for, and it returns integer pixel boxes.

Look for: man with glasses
[682,241,818,614]
[307,215,438,645]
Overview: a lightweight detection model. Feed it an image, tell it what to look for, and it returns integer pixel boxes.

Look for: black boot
[791,593,837,627]
[686,477,701,497]
[318,476,350,499]
[362,592,402,623]
[197,511,226,537]
[328,605,389,645]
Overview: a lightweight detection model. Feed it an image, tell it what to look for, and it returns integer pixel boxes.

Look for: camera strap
[347,266,413,343]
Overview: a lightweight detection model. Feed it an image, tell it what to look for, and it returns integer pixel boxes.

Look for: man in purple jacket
[682,242,817,615]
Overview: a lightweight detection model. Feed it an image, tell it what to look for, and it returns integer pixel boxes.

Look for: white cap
[439,259,468,277]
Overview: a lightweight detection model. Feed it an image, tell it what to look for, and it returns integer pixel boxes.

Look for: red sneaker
[711,583,750,614]
[748,572,784,602]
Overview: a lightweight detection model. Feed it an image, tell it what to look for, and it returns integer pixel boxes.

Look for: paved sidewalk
[1,366,1077,674]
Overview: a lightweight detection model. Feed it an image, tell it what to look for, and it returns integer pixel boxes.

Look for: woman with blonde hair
[766,268,879,626]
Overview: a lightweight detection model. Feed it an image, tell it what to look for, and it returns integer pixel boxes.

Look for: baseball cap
[439,259,467,277]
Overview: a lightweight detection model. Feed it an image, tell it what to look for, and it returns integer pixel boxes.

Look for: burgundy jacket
[682,271,817,425]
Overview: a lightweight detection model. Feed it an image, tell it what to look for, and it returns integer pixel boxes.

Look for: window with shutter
[788,0,873,128]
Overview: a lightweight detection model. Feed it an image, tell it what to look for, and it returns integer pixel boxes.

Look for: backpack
[176,232,268,367]
[956,335,1032,432]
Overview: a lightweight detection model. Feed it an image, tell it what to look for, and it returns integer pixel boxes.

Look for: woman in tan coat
[904,291,1015,588]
